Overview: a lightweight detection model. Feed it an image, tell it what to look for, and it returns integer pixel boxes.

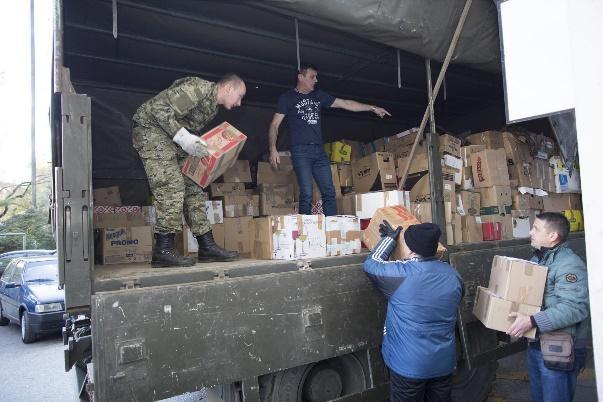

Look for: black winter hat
[403,223,441,257]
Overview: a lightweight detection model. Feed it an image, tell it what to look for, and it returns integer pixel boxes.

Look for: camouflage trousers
[140,155,211,236]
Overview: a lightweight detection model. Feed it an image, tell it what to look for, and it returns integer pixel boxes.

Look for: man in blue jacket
[364,222,463,401]
[507,212,589,402]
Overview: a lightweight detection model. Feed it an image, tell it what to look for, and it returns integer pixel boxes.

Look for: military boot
[196,231,239,262]
[152,233,196,268]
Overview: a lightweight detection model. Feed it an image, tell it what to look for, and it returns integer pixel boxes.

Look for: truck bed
[92,253,369,293]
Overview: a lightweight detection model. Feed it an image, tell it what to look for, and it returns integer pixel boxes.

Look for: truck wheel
[452,322,498,402]
[0,302,9,326]
[21,311,36,343]
[259,354,367,402]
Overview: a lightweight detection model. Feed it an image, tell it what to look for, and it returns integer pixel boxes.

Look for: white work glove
[173,127,209,158]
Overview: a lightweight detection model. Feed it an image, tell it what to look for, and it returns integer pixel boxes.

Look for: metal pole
[30,0,37,209]
[295,18,300,70]
[426,59,436,135]
[398,0,473,189]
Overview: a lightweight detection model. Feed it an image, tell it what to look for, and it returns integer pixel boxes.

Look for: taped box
[224,216,253,257]
[93,186,121,206]
[488,255,548,306]
[222,160,252,183]
[471,149,510,188]
[362,206,446,260]
[252,214,326,260]
[325,215,361,256]
[355,190,411,219]
[221,195,260,218]
[182,122,247,188]
[473,286,539,339]
[93,206,146,228]
[258,184,295,215]
[352,152,397,193]
[96,226,153,265]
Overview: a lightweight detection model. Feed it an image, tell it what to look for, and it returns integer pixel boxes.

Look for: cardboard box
[533,158,556,192]
[93,206,146,229]
[409,202,432,223]
[478,186,512,215]
[396,153,429,175]
[259,184,295,215]
[355,190,411,219]
[457,191,481,216]
[212,223,225,248]
[251,215,326,260]
[352,152,397,193]
[362,206,446,260]
[97,226,153,264]
[182,122,247,188]
[210,182,246,197]
[338,163,354,187]
[93,186,122,206]
[224,216,253,257]
[222,195,260,217]
[460,145,486,167]
[325,141,352,163]
[503,134,534,188]
[461,216,484,243]
[446,214,462,245]
[471,149,510,188]
[407,174,456,207]
[341,139,363,161]
[325,216,362,256]
[257,161,295,185]
[337,193,357,215]
[473,286,539,339]
[488,255,548,306]
[542,193,582,212]
[511,211,531,239]
[204,200,224,224]
[222,160,252,183]
[466,131,505,149]
[176,225,198,255]
[439,134,461,158]
[512,192,544,211]
[481,214,513,240]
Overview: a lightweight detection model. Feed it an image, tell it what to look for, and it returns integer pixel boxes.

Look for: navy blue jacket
[364,236,463,379]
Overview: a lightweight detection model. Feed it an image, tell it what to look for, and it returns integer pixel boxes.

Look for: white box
[252,215,326,260]
[204,200,224,224]
[512,216,531,239]
[325,215,361,256]
[355,190,411,219]
[295,215,327,259]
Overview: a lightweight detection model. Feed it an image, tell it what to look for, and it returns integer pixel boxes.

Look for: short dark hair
[298,63,318,76]
[218,74,244,88]
[536,212,570,242]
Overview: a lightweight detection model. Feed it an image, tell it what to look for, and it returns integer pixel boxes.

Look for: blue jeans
[290,144,337,216]
[528,344,587,402]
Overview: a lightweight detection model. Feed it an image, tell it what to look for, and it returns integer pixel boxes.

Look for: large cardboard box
[446,214,462,246]
[325,216,362,256]
[473,286,539,339]
[212,223,225,248]
[363,206,446,260]
[224,216,253,257]
[461,216,484,243]
[182,122,247,188]
[251,215,326,260]
[259,184,295,215]
[338,163,354,187]
[355,190,411,219]
[456,191,481,216]
[512,192,544,211]
[96,226,153,265]
[503,134,534,188]
[488,255,548,306]
[257,161,295,185]
[396,153,429,175]
[384,129,427,160]
[210,182,246,197]
[471,149,510,188]
[93,206,146,228]
[466,131,505,149]
[93,186,122,206]
[542,193,582,212]
[460,145,487,167]
[439,134,461,158]
[204,200,224,224]
[337,193,357,216]
[222,160,252,183]
[410,202,432,223]
[478,186,512,215]
[352,152,397,193]
[534,158,556,193]
[325,141,352,163]
[222,195,260,217]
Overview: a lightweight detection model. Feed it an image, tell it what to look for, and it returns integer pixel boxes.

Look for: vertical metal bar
[30,0,37,209]
[53,0,63,93]
[295,18,300,70]
[397,49,401,88]
[398,0,473,189]
[426,59,436,134]
[112,0,118,39]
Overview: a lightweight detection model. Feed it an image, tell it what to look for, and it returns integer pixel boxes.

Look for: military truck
[51,1,585,401]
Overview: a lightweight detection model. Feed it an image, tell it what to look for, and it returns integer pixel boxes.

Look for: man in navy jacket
[364,222,463,402]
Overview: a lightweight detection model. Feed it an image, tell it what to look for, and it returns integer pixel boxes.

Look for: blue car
[0,249,56,277]
[0,256,65,343]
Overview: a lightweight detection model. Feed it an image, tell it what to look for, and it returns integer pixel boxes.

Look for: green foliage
[0,208,55,254]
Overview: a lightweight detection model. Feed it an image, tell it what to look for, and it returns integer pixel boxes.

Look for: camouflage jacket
[132,77,218,159]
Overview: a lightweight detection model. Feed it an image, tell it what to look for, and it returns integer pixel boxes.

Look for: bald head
[217,74,246,110]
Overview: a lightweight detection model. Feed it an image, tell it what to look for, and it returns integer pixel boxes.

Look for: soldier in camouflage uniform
[132,75,246,267]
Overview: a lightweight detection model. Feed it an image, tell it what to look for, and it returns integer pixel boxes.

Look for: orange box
[182,122,247,188]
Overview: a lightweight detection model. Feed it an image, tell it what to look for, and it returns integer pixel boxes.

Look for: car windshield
[23,262,58,283]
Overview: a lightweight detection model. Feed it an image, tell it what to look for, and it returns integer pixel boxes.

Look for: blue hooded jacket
[364,236,463,379]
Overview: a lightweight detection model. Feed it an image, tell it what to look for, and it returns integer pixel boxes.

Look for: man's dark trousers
[290,144,337,216]
[389,369,453,402]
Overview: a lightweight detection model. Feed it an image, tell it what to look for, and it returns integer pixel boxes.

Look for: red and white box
[182,122,247,188]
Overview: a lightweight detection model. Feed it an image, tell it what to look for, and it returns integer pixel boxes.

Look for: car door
[0,261,17,313]
[3,261,25,320]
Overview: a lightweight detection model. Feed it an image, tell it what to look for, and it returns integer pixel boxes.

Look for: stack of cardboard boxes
[473,255,548,339]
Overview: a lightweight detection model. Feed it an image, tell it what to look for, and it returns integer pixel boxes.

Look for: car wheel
[21,311,36,343]
[0,302,10,326]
